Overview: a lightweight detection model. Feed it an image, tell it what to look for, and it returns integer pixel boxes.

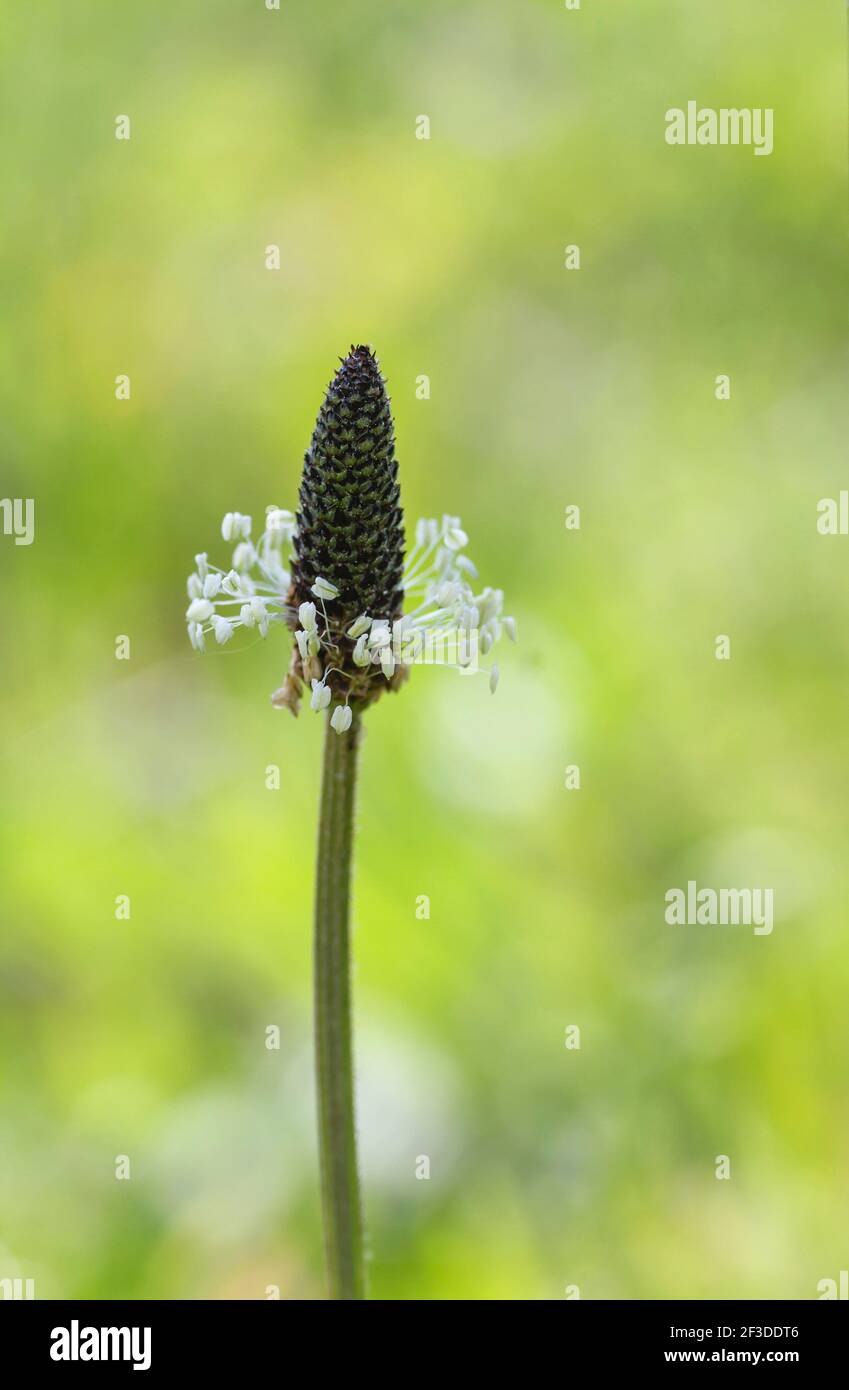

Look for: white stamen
[186,598,214,623]
[299,601,318,632]
[330,704,353,734]
[310,679,331,712]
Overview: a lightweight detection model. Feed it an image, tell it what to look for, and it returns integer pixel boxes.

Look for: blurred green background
[1,0,847,1300]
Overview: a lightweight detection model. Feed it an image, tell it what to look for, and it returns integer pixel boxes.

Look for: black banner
[1,1299,845,1374]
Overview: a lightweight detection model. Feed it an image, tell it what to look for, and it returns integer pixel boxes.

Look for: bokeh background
[1,0,847,1300]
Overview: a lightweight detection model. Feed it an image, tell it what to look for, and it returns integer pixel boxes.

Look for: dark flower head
[183,346,514,728]
[289,346,405,627]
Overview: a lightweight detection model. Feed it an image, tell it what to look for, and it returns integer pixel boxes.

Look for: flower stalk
[313,707,366,1300]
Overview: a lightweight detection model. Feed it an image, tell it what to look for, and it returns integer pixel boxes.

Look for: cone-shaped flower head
[182,345,515,729]
[290,346,405,627]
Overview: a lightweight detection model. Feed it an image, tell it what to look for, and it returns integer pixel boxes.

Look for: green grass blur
[1,0,848,1300]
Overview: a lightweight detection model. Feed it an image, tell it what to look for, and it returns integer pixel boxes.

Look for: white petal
[299,601,318,632]
[444,526,468,551]
[347,613,371,639]
[203,573,222,599]
[232,541,256,570]
[266,508,295,535]
[186,598,214,623]
[311,576,339,601]
[330,704,353,734]
[489,664,500,694]
[310,680,331,712]
[224,511,251,541]
[213,616,233,644]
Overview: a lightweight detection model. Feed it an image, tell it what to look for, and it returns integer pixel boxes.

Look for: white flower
[186,598,214,623]
[232,541,257,571]
[266,507,295,538]
[239,598,270,634]
[444,524,468,551]
[415,517,439,548]
[478,588,502,625]
[298,601,318,632]
[222,512,251,542]
[310,679,331,712]
[330,704,353,734]
[184,504,295,653]
[248,597,269,636]
[184,501,512,704]
[352,634,370,667]
[400,514,513,694]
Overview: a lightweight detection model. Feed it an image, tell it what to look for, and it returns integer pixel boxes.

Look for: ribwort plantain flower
[184,346,515,729]
[183,346,514,1300]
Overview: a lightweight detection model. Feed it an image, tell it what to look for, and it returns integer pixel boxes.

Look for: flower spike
[182,346,513,729]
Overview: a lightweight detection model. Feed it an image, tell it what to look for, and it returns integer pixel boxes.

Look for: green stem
[313,708,366,1299]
